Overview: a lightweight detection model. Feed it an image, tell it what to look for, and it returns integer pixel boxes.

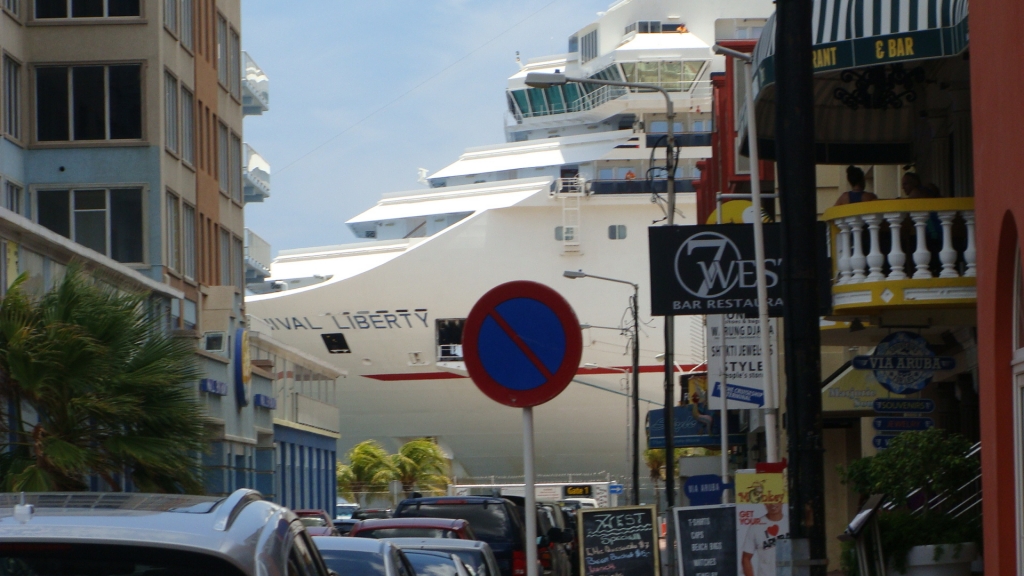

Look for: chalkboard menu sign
[673,505,737,576]
[578,505,660,576]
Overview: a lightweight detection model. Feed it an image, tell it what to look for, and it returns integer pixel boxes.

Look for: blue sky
[241,0,607,253]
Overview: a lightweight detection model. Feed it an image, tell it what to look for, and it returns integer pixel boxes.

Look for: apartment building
[0,0,274,495]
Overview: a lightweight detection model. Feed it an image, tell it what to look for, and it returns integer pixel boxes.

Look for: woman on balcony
[834,166,877,205]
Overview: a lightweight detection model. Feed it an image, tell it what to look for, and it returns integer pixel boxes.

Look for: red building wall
[970,0,1024,572]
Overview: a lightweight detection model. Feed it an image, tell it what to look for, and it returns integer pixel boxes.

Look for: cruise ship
[246,0,774,485]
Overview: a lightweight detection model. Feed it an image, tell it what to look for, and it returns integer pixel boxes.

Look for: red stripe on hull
[363,372,468,381]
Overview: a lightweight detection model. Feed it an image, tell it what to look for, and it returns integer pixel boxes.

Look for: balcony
[245,228,272,284]
[822,198,976,315]
[587,178,696,195]
[243,143,270,203]
[242,52,269,116]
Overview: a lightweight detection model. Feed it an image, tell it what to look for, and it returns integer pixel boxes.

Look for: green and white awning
[746,0,969,164]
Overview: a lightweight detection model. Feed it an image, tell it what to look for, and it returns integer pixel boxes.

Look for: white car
[563,498,598,508]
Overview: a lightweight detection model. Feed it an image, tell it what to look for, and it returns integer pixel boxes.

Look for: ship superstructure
[246,0,774,485]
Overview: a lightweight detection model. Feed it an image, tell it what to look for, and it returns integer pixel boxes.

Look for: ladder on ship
[557,177,585,256]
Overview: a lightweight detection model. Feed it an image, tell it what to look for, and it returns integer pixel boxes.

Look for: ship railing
[245,228,272,278]
[242,52,269,115]
[438,344,463,361]
[821,197,976,313]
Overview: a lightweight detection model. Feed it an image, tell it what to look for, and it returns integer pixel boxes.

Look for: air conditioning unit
[202,331,227,353]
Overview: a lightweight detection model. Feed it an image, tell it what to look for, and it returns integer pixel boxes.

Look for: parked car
[394,496,526,576]
[0,489,331,576]
[403,549,473,576]
[501,496,574,576]
[336,501,361,519]
[538,503,575,576]
[334,518,360,536]
[295,509,340,536]
[313,535,415,576]
[351,517,477,540]
[387,538,501,576]
[562,498,597,509]
[353,508,393,520]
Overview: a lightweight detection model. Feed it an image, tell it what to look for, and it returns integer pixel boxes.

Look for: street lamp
[537,72,680,518]
[564,270,642,508]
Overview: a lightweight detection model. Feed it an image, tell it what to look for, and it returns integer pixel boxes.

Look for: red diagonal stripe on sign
[487,310,554,380]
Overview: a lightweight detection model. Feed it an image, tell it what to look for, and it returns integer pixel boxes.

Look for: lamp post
[564,270,641,507]
[537,71,679,518]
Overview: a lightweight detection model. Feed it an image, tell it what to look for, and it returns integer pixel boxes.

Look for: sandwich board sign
[578,506,660,576]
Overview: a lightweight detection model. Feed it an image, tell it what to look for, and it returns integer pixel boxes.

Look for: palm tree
[643,449,665,507]
[0,267,208,493]
[391,438,449,495]
[338,440,396,504]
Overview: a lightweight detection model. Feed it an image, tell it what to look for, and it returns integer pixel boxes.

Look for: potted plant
[839,429,981,575]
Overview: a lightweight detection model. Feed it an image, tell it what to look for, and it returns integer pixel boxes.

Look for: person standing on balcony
[834,166,877,205]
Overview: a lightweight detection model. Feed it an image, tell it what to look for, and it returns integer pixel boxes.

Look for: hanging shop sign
[872,417,934,432]
[852,331,955,394]
[872,398,934,413]
[707,314,779,410]
[646,406,745,449]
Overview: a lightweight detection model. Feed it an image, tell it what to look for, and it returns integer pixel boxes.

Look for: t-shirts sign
[578,505,659,576]
[673,505,737,576]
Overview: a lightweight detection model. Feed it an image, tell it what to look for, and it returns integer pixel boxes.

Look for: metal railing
[244,228,272,280]
[242,52,269,115]
[513,80,713,121]
[243,143,271,203]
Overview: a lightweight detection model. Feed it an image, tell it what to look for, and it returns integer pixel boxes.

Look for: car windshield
[300,517,328,527]
[404,552,459,576]
[447,550,487,576]
[358,528,456,539]
[400,504,509,541]
[0,543,247,576]
[317,550,387,576]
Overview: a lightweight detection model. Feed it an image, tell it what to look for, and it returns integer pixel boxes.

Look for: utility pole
[631,289,641,507]
[774,0,827,573]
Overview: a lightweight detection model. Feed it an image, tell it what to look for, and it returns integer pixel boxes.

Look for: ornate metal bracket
[833,64,926,110]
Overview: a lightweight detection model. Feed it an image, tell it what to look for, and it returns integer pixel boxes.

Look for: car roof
[294,509,329,515]
[398,496,510,506]
[385,538,491,551]
[355,517,469,529]
[0,490,293,575]
[312,536,392,553]
[404,549,457,559]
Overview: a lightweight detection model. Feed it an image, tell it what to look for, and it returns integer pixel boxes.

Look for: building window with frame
[181,86,194,165]
[35,188,144,263]
[34,0,140,18]
[229,132,241,203]
[229,28,240,99]
[4,56,21,140]
[608,225,627,240]
[4,0,20,17]
[217,122,228,192]
[163,0,176,35]
[166,192,179,271]
[232,235,242,291]
[182,202,196,279]
[4,181,23,216]
[180,0,193,51]
[216,13,228,87]
[219,227,230,286]
[164,71,178,153]
[36,64,142,142]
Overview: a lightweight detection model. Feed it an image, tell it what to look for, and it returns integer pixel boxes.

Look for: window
[36,65,141,142]
[183,297,197,330]
[232,235,242,290]
[217,122,228,191]
[4,181,23,215]
[181,86,195,164]
[219,228,230,285]
[34,0,139,18]
[4,0,20,16]
[164,71,178,153]
[163,0,176,34]
[567,35,578,53]
[36,188,143,263]
[182,202,196,279]
[608,225,627,240]
[216,14,227,86]
[580,29,598,63]
[166,192,179,271]
[229,132,241,202]
[229,28,240,99]
[436,319,465,361]
[4,56,21,140]
[554,226,576,241]
[180,0,193,50]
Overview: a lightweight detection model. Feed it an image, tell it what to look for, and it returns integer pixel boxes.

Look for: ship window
[512,90,530,116]
[608,225,627,240]
[527,89,548,115]
[555,226,563,241]
[580,29,598,63]
[436,319,465,361]
[568,35,578,53]
[563,84,581,108]
[546,87,565,114]
[322,333,351,354]
[637,61,659,84]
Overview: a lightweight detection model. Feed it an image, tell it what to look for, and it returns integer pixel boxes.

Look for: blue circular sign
[852,331,956,395]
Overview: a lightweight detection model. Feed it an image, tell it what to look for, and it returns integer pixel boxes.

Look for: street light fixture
[564,269,642,508]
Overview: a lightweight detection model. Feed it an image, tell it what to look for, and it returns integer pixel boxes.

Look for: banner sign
[873,417,934,432]
[674,505,737,576]
[735,472,790,576]
[646,407,745,449]
[707,314,779,410]
[853,331,955,394]
[873,398,934,413]
[683,474,724,507]
[578,506,659,576]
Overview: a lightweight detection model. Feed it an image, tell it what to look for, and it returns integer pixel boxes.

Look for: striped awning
[745,0,969,163]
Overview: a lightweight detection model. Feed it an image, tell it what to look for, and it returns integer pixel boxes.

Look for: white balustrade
[826,201,976,287]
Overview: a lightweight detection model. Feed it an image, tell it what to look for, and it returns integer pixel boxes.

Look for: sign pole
[523,407,538,576]
[715,195,730,503]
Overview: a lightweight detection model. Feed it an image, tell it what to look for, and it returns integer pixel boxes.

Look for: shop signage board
[735,472,789,576]
[683,474,724,506]
[873,417,934,432]
[646,406,746,449]
[873,435,895,450]
[578,506,659,576]
[852,331,956,395]
[873,398,935,413]
[707,314,779,410]
[673,504,737,576]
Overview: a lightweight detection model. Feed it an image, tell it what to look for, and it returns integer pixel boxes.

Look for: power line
[276,0,565,176]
